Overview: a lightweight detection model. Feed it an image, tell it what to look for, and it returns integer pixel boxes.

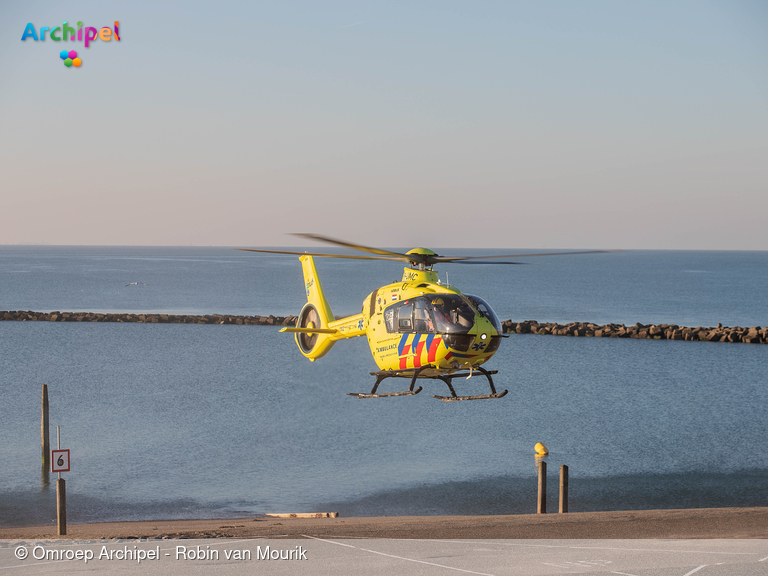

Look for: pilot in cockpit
[431,298,451,328]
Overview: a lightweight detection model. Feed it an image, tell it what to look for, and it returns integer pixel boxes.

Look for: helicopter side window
[413,298,434,333]
[397,303,413,331]
[384,307,395,332]
[385,299,436,333]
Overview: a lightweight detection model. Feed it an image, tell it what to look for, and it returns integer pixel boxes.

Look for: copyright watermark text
[13,544,307,564]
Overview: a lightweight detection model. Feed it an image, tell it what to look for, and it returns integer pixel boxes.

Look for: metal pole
[559,465,569,513]
[537,461,547,514]
[56,426,66,535]
[57,478,66,536]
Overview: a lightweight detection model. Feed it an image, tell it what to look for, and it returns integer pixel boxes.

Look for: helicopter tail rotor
[289,256,337,361]
[294,304,322,353]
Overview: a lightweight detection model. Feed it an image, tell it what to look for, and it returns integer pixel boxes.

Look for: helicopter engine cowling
[294,303,335,361]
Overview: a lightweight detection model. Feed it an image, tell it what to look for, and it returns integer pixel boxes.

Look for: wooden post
[537,461,547,514]
[57,478,66,536]
[41,385,49,467]
[559,465,569,513]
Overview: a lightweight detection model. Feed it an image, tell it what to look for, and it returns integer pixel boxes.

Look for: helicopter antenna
[445,271,449,286]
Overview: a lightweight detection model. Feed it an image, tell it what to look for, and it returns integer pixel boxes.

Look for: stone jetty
[0,310,297,326]
[500,320,767,344]
[1,311,765,344]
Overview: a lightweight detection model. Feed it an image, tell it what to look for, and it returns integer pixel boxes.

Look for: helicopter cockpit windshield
[464,294,502,333]
[430,295,475,334]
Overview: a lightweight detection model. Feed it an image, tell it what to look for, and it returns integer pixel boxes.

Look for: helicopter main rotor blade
[290,233,413,261]
[241,235,624,266]
[447,260,528,265]
[236,248,405,262]
[432,249,623,263]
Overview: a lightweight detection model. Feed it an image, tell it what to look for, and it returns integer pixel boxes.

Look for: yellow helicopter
[239,234,612,401]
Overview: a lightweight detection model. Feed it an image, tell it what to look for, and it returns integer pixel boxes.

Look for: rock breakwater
[2,311,765,344]
[0,310,297,326]
[500,320,767,344]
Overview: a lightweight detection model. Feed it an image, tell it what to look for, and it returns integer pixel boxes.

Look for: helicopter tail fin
[292,255,336,361]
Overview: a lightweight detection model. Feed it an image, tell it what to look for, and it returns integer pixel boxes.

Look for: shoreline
[1,507,766,540]
[2,310,766,344]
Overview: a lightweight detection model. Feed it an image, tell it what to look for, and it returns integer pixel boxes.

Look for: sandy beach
[2,507,765,540]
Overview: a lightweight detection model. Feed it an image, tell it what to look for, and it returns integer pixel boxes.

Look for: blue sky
[2,0,766,249]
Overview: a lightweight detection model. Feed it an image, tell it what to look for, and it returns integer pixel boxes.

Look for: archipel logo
[60,50,81,67]
[21,21,121,68]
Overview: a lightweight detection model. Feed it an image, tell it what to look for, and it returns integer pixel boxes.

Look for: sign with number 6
[51,449,70,473]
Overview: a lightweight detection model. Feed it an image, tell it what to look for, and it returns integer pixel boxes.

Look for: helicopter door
[413,298,433,332]
[384,298,436,334]
[397,302,413,331]
[385,298,435,334]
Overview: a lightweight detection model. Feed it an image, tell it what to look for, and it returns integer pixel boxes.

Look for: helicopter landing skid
[432,366,508,402]
[349,365,508,401]
[347,365,432,399]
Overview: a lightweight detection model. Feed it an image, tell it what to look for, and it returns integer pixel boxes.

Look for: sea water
[0,246,766,526]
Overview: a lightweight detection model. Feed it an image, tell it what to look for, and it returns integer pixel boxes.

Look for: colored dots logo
[59,49,81,68]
